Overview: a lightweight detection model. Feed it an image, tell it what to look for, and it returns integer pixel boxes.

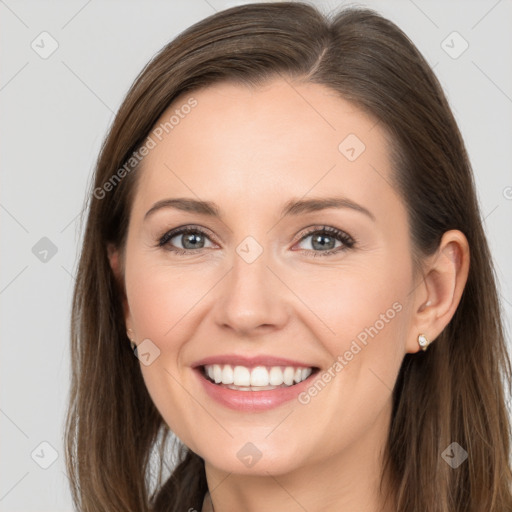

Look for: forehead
[132,78,401,220]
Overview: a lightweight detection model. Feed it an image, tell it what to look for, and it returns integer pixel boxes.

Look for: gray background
[1,0,511,510]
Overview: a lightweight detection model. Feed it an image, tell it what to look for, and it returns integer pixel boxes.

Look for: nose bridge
[214,234,288,334]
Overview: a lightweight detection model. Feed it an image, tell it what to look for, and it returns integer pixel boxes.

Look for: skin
[109,78,470,512]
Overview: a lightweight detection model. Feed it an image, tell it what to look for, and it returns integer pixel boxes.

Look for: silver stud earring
[418,333,431,351]
[127,328,137,352]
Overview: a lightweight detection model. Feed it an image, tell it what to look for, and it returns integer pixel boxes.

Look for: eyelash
[156,224,356,257]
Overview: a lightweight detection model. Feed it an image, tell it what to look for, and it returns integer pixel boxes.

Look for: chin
[201,438,307,476]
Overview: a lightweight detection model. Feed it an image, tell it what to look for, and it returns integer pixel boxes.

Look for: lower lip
[193,367,318,412]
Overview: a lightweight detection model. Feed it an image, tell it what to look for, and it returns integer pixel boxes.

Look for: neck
[202,400,396,512]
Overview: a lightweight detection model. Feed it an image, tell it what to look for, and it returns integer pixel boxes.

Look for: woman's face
[115,78,424,476]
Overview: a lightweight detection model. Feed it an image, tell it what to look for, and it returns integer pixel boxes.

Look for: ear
[107,243,132,328]
[405,229,470,354]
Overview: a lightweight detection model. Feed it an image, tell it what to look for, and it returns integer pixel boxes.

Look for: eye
[157,226,215,255]
[294,226,355,257]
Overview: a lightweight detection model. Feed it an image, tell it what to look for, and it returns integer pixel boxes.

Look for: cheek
[302,260,411,431]
[303,266,406,353]
[125,260,203,341]
[125,261,206,442]
[295,271,409,452]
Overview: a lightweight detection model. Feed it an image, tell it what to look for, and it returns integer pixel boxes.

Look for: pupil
[183,233,203,249]
[312,234,334,250]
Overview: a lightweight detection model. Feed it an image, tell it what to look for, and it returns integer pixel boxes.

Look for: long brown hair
[64,2,512,511]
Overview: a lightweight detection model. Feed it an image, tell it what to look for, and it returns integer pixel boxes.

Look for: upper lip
[192,354,318,369]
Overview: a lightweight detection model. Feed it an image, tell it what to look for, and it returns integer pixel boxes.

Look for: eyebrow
[144,196,376,222]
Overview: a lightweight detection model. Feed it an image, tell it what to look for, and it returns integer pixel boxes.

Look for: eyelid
[294,225,354,244]
[292,225,355,254]
[157,224,219,248]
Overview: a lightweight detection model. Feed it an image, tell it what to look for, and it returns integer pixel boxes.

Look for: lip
[192,365,320,412]
[192,354,317,369]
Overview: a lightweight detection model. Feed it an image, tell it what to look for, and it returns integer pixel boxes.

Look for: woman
[64,2,512,511]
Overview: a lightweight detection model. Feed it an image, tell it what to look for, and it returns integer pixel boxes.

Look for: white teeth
[233,366,251,386]
[203,364,315,388]
[302,368,313,381]
[250,366,269,386]
[269,367,284,386]
[283,366,295,386]
[213,365,222,384]
[221,364,234,385]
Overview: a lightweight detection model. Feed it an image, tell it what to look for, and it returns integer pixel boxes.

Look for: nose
[213,245,290,337]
